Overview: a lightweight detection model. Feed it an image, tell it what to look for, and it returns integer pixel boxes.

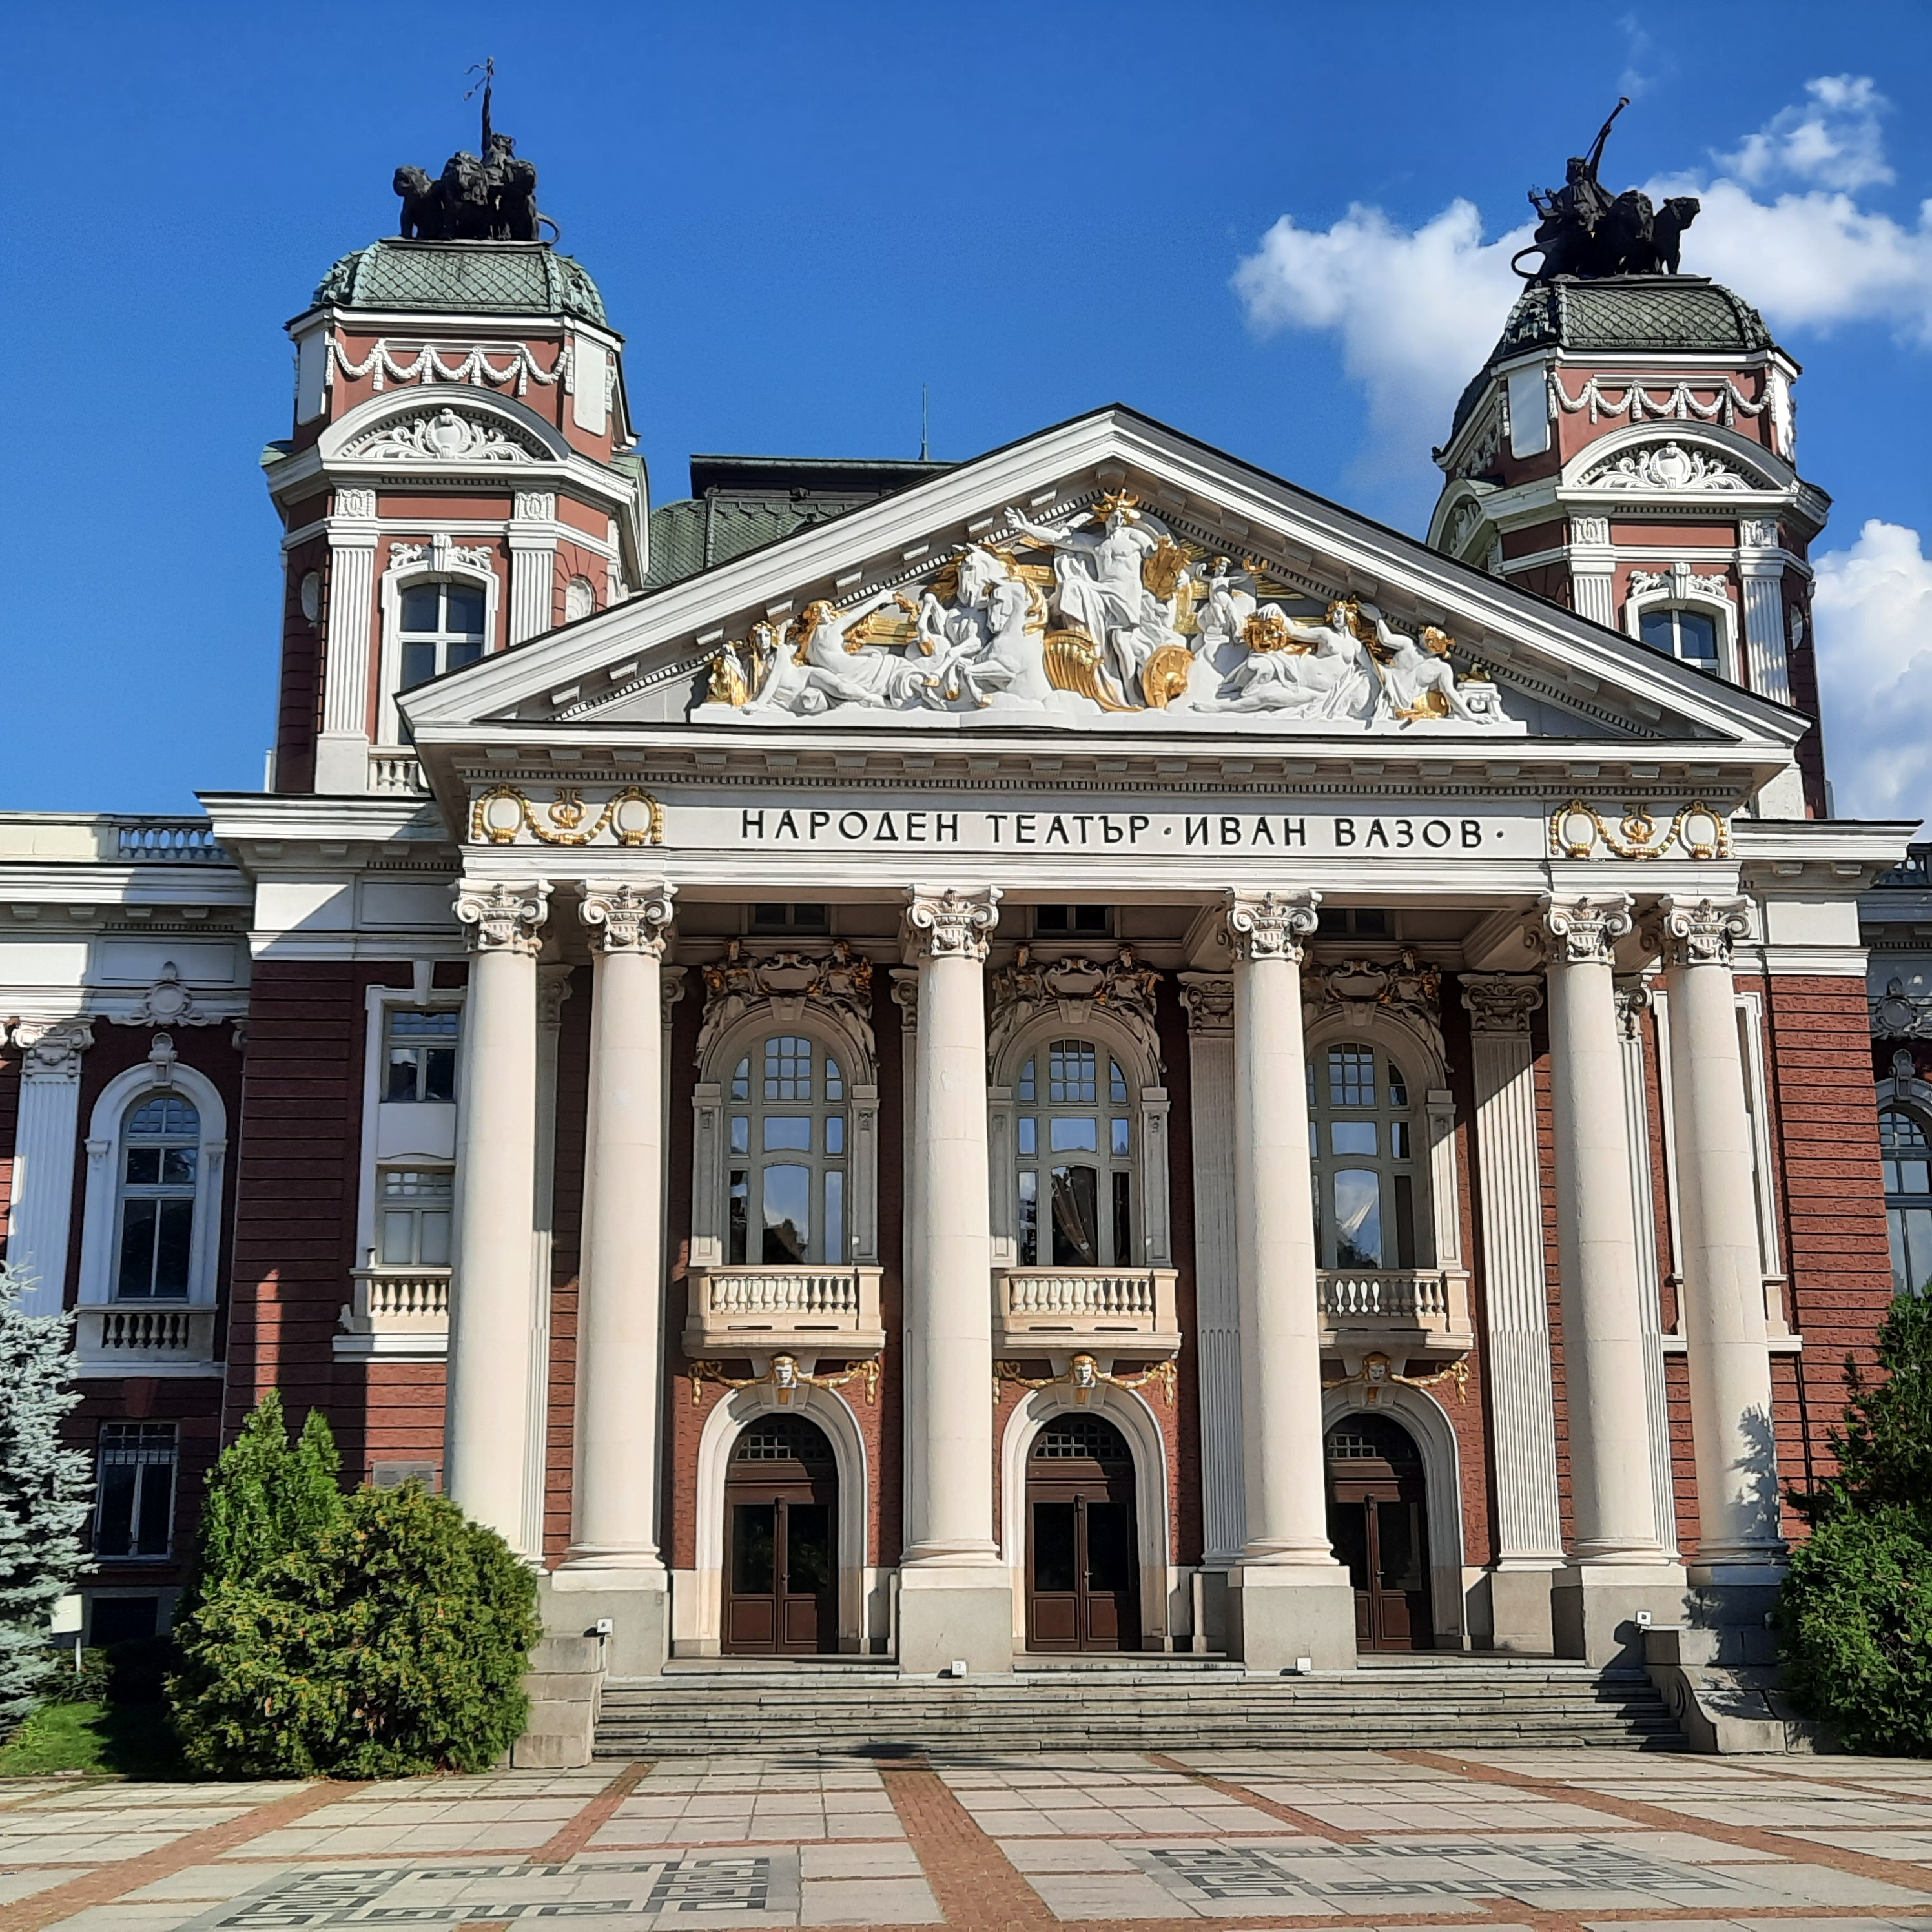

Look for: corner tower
[1427,128,1829,815]
[265,128,644,796]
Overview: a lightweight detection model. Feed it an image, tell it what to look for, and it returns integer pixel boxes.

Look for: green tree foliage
[170,1482,539,1778]
[0,1264,92,1729]
[1779,1291,1932,1751]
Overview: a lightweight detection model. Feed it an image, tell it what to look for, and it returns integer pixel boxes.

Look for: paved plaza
[2,1749,1932,1931]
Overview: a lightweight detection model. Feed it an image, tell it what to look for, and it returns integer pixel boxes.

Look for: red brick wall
[1763,974,1896,1521]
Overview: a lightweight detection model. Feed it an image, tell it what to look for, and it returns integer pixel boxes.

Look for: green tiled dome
[1452,276,1777,432]
[312,240,608,327]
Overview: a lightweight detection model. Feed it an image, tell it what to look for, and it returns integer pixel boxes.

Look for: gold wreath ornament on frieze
[471,784,664,848]
[1548,799,1729,861]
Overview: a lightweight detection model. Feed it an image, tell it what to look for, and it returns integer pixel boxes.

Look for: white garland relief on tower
[693,492,1515,732]
[328,336,568,396]
[1550,371,1767,427]
[343,407,546,464]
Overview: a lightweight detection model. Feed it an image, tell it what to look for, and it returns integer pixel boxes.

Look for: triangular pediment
[401,406,1806,757]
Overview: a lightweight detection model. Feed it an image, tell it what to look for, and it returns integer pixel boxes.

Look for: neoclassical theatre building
[6,149,1909,1681]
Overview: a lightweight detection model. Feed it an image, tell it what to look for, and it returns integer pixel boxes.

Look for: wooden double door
[1324,1414,1432,1651]
[1025,1413,1141,1652]
[723,1415,839,1655]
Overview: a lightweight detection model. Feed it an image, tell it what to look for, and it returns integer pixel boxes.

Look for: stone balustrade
[992,1266,1182,1356]
[74,1304,218,1373]
[1317,1268,1474,1351]
[683,1264,885,1359]
[335,1266,453,1360]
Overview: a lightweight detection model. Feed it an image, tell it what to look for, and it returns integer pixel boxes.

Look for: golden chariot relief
[691,493,1519,731]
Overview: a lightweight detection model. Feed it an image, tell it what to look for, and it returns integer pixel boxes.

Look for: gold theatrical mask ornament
[471,784,664,848]
[1324,1350,1469,1405]
[1548,799,1730,861]
[686,1353,880,1407]
[994,1353,1177,1407]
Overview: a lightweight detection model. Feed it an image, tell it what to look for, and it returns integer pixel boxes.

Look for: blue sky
[8,1,1932,818]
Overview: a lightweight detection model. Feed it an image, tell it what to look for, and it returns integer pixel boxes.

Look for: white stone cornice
[1539,892,1633,967]
[579,879,674,955]
[1220,888,1319,964]
[455,878,551,955]
[901,885,1000,963]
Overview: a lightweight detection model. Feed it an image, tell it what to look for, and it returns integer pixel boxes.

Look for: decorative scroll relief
[997,1353,1175,1407]
[1580,440,1754,493]
[393,538,494,573]
[1872,980,1932,1041]
[580,879,675,956]
[902,886,1000,963]
[689,1354,879,1406]
[1548,799,1730,861]
[1540,892,1633,967]
[1629,565,1731,602]
[1306,949,1441,1045]
[471,784,663,847]
[1222,889,1320,965]
[989,945,1161,1069]
[692,493,1516,732]
[1552,372,1767,429]
[1648,894,1752,968]
[697,938,876,1067]
[455,879,550,954]
[342,406,546,464]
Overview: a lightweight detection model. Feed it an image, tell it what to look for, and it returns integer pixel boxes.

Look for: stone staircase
[593,1654,1685,1758]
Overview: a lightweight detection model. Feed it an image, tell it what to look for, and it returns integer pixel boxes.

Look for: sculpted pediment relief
[692,490,1522,736]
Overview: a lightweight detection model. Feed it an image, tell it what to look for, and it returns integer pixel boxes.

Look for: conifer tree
[1792,1288,1932,1522]
[0,1263,92,1727]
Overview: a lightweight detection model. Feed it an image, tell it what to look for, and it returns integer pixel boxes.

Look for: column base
[313,732,371,794]
[896,1565,1013,1676]
[542,1567,669,1679]
[1551,1562,1687,1668]
[1226,1564,1357,1673]
[1477,1562,1561,1655]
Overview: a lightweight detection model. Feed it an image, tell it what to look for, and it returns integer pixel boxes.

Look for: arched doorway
[1025,1413,1140,1652]
[1325,1414,1432,1652]
[723,1414,838,1654]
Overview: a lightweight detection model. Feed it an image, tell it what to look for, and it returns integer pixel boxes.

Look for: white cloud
[1718,76,1893,192]
[1813,520,1932,823]
[1230,200,1531,463]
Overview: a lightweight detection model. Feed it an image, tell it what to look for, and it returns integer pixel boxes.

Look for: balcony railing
[114,820,224,863]
[74,1304,218,1372]
[683,1264,885,1359]
[368,750,429,795]
[1317,1268,1472,1350]
[993,1266,1181,1357]
[336,1266,451,1358]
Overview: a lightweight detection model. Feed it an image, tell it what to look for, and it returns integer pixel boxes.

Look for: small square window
[748,903,830,934]
[384,1008,458,1103]
[1033,905,1111,937]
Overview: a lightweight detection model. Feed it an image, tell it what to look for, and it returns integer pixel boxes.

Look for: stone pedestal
[1226,1566,1359,1674]
[897,1570,1015,1677]
[1552,1565,1692,1669]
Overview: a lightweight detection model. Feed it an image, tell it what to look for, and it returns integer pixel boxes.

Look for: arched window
[398,581,486,692]
[1308,1043,1421,1271]
[1882,1106,1932,1296]
[1640,606,1719,668]
[726,1034,848,1265]
[1014,1039,1135,1267]
[115,1095,200,1300]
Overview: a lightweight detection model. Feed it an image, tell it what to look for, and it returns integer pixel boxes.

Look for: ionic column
[898,885,1010,1675]
[1541,893,1681,1661]
[1460,976,1563,1650]
[313,491,380,794]
[1224,890,1355,1671]
[565,881,675,1576]
[447,879,550,1554]
[7,1019,96,1318]
[1653,896,1785,1579]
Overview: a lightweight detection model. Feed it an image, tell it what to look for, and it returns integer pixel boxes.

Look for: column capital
[1179,972,1235,1034]
[581,879,675,956]
[11,1017,95,1082]
[1613,975,1652,1040]
[1221,889,1320,963]
[902,885,1000,963]
[1650,894,1752,969]
[1459,974,1543,1034]
[537,962,575,1030]
[455,879,552,956]
[1539,892,1632,967]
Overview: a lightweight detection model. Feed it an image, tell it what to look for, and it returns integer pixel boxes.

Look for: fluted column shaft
[901,885,1001,1565]
[447,879,550,1554]
[8,1020,96,1318]
[566,881,676,1570]
[1226,890,1333,1565]
[1656,896,1785,1571]
[1541,893,1669,1563]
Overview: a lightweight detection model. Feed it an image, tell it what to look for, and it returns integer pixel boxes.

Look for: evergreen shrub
[0,1263,92,1731]
[169,1397,539,1778]
[1778,1290,1932,1752]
